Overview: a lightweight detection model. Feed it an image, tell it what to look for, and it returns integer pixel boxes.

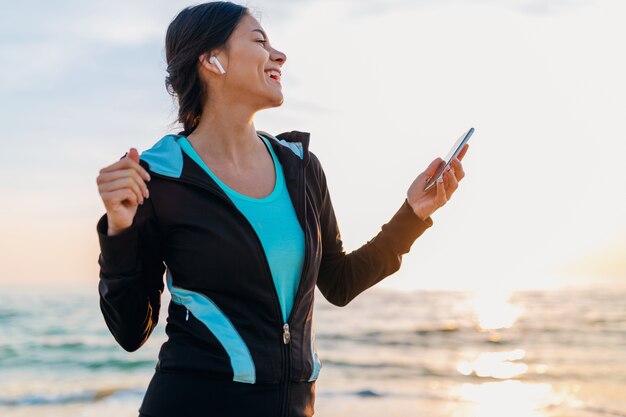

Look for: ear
[199,52,225,76]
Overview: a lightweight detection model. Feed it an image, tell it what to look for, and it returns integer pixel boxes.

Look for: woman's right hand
[97,148,151,236]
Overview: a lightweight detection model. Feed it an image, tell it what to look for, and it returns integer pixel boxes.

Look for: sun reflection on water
[452,380,559,417]
[448,290,561,416]
[471,289,522,331]
[458,289,528,380]
[457,349,528,379]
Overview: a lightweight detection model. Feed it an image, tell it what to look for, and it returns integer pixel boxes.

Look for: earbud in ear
[209,56,226,74]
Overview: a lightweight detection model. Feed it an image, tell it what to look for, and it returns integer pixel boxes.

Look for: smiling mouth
[265,72,281,83]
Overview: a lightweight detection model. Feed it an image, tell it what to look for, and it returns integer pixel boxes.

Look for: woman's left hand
[406,143,469,221]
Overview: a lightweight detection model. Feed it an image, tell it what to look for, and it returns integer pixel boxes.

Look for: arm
[312,152,433,307]
[96,183,165,352]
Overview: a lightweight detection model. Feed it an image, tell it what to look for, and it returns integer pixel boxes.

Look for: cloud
[336,0,594,17]
[514,0,594,15]
[0,1,185,94]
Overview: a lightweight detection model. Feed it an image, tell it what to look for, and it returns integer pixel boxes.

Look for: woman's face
[204,13,287,110]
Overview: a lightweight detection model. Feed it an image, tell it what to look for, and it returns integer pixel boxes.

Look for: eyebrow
[251,28,268,40]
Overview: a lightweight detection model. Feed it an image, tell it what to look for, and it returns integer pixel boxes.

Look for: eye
[256,39,267,45]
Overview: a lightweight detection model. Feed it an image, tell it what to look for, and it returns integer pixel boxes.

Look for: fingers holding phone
[456,142,469,162]
[443,148,470,198]
[423,128,473,192]
[407,129,473,220]
[443,165,459,200]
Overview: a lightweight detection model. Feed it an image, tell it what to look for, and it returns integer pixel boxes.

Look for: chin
[266,93,284,108]
[254,88,284,110]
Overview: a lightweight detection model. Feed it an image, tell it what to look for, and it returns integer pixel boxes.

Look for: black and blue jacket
[96,130,433,415]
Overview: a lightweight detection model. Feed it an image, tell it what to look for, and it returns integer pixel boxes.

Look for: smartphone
[423,127,474,192]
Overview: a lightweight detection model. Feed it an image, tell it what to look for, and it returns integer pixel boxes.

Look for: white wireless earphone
[209,56,226,74]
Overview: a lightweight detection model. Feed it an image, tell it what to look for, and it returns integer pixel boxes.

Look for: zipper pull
[282,323,291,344]
[185,308,190,321]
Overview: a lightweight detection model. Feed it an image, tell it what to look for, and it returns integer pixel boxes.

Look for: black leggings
[137,369,315,417]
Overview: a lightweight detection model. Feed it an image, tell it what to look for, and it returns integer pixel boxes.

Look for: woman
[95,2,468,416]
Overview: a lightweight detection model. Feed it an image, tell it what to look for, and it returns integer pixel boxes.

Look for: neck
[185,98,261,166]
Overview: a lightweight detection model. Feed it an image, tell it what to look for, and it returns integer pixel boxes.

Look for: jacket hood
[139,130,310,179]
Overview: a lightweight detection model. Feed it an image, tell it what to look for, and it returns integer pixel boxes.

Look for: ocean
[0,284,624,416]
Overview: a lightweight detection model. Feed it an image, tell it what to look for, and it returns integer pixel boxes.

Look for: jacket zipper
[280,153,310,417]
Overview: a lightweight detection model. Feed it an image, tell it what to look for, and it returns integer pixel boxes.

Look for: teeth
[265,70,281,79]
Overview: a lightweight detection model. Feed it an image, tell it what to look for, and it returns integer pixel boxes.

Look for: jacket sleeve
[311,152,433,307]
[96,194,165,352]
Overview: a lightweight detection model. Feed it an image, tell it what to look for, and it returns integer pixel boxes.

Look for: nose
[270,48,287,66]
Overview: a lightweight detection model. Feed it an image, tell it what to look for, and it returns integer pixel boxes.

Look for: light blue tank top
[177,134,305,323]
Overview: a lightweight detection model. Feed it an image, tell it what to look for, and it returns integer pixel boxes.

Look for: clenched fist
[96,148,151,236]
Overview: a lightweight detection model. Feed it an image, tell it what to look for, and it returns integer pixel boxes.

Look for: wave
[316,325,463,347]
[0,387,145,407]
[317,387,450,402]
[580,405,626,417]
[84,358,157,370]
[1,357,157,371]
[319,359,450,377]
[0,309,19,321]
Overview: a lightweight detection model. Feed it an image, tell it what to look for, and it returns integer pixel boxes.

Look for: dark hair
[165,1,250,136]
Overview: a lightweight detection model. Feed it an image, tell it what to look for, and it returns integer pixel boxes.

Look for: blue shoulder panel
[140,135,184,178]
[278,140,303,159]
[257,131,303,160]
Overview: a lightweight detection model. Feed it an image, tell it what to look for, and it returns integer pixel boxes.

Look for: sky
[0,0,624,291]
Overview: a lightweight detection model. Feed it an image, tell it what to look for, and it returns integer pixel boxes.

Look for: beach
[1,284,625,416]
